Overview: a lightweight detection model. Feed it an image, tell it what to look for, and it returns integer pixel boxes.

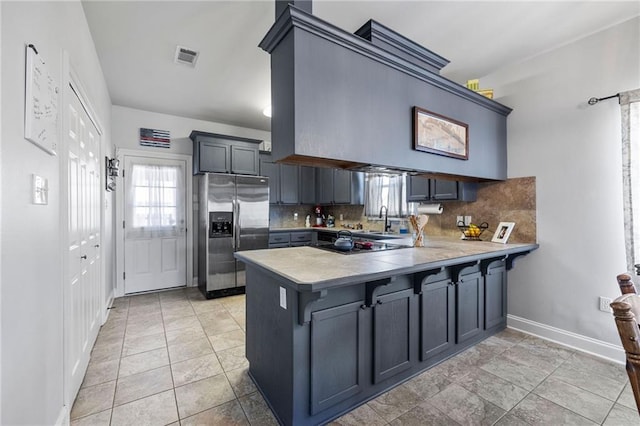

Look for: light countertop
[235,236,538,291]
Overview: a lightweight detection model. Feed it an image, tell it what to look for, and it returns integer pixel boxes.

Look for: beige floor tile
[603,403,640,425]
[163,314,201,332]
[168,337,213,363]
[165,324,206,346]
[456,368,529,411]
[121,332,166,357]
[113,365,173,406]
[90,340,123,363]
[70,380,116,420]
[171,353,224,387]
[533,376,615,423]
[550,363,625,401]
[200,311,242,336]
[127,293,160,307]
[238,392,279,426]
[563,351,628,383]
[161,305,196,321]
[480,354,549,391]
[616,382,637,410]
[70,409,111,426]
[510,393,598,425]
[388,400,458,426]
[118,347,169,378]
[330,403,388,426]
[368,381,423,422]
[493,413,531,426]
[495,328,528,344]
[225,367,257,397]
[125,317,164,338]
[126,304,162,319]
[401,368,451,400]
[110,389,178,426]
[180,400,249,426]
[81,358,120,388]
[217,345,249,372]
[427,383,505,425]
[191,298,225,314]
[174,374,236,419]
[209,329,246,352]
[500,344,564,374]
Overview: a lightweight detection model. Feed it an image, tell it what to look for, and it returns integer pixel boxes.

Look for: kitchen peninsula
[235,237,538,425]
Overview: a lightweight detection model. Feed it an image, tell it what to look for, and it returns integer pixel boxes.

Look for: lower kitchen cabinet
[456,269,484,344]
[484,260,507,330]
[310,301,366,415]
[372,288,416,384]
[420,272,455,361]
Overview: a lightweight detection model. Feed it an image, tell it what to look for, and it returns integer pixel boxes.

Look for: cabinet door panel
[485,263,507,329]
[231,145,259,175]
[316,168,334,204]
[200,142,229,173]
[260,159,280,204]
[407,176,430,201]
[456,271,484,344]
[310,301,365,415]
[333,169,352,204]
[280,164,300,204]
[373,289,414,383]
[300,166,316,204]
[430,179,458,200]
[421,278,455,361]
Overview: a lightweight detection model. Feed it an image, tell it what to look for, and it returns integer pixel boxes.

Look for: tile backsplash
[269,176,536,244]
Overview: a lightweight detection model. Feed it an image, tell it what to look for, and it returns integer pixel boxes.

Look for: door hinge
[123,272,126,280]
[123,220,125,229]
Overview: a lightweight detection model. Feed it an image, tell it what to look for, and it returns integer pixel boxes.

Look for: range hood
[259,6,512,181]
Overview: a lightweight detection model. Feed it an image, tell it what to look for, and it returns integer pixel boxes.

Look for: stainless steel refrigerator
[197,173,269,298]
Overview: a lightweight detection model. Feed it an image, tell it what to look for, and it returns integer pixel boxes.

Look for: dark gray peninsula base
[236,239,538,425]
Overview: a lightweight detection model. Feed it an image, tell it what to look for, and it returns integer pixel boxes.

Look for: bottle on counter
[305,215,311,228]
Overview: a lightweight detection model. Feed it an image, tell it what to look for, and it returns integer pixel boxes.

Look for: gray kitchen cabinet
[317,168,364,205]
[310,301,367,415]
[260,157,280,204]
[407,176,477,202]
[300,166,316,204]
[280,164,300,204]
[484,260,507,330]
[268,231,313,248]
[372,288,416,384]
[419,271,455,362]
[456,269,484,344]
[190,131,261,175]
[289,231,312,246]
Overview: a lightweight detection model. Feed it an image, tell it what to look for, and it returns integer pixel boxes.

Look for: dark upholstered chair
[611,273,640,415]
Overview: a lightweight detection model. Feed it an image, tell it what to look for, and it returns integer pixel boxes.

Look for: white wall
[483,17,640,360]
[1,1,112,424]
[112,105,270,156]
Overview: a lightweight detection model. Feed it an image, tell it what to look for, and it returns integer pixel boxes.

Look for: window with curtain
[621,89,640,272]
[364,173,411,217]
[126,163,185,238]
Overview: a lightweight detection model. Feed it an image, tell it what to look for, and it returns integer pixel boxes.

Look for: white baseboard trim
[507,314,625,365]
[55,405,70,426]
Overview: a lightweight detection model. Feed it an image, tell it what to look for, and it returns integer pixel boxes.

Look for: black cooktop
[313,240,412,255]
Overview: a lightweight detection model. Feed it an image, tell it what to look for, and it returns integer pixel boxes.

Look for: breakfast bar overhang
[235,238,538,425]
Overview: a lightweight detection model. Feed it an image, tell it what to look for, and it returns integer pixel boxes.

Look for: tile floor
[71,288,639,425]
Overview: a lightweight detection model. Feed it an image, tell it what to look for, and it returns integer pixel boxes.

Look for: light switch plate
[32,174,48,205]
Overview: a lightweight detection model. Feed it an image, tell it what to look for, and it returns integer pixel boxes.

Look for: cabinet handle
[94,244,100,248]
[360,304,366,310]
[376,300,382,305]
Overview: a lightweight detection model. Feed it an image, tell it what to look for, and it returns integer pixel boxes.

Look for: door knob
[94,244,100,248]
[80,255,87,260]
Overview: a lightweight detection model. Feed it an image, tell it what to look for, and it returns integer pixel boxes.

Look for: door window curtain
[364,173,410,217]
[621,89,640,272]
[126,163,185,238]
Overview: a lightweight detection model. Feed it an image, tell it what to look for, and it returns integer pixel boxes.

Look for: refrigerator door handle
[231,200,236,250]
[236,201,241,250]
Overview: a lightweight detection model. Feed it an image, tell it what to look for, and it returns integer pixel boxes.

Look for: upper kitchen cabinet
[191,131,261,175]
[260,10,511,181]
[317,168,364,205]
[407,176,477,202]
[259,154,302,205]
[299,166,316,204]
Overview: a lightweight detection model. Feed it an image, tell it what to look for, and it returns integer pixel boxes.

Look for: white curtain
[364,173,410,217]
[126,163,185,238]
[621,89,640,272]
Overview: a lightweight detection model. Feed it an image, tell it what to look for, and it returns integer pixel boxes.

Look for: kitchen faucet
[379,205,392,233]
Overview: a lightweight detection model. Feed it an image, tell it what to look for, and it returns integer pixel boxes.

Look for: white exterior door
[66,83,102,401]
[123,156,187,294]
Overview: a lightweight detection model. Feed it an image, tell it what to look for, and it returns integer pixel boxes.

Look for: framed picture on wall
[413,106,468,160]
[492,222,515,244]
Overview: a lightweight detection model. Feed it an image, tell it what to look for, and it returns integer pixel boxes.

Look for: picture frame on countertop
[413,106,468,160]
[492,222,515,244]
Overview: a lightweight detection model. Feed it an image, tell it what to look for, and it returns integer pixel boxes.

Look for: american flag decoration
[139,128,170,148]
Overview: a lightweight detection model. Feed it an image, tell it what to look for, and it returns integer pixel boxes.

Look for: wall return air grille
[174,46,199,67]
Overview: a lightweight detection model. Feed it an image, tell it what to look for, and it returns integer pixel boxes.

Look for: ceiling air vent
[174,45,199,67]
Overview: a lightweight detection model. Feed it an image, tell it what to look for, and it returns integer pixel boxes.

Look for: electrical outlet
[457,215,464,226]
[599,296,613,313]
[464,216,472,226]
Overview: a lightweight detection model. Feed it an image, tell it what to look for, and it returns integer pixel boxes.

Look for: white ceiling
[82,1,640,132]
